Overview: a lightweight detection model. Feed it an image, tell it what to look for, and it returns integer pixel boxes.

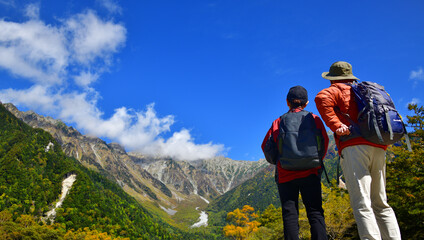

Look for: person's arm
[261,118,280,165]
[314,88,350,136]
[312,114,329,159]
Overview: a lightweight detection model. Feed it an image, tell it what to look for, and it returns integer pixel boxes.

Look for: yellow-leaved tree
[322,183,357,239]
[64,227,130,240]
[223,205,261,240]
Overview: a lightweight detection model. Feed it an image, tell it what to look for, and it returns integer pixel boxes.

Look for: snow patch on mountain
[44,174,77,222]
[199,195,210,204]
[160,205,177,216]
[191,210,208,228]
[45,142,54,152]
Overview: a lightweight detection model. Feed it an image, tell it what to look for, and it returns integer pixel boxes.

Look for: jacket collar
[288,107,304,113]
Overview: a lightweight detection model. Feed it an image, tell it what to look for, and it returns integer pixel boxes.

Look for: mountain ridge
[3,102,268,227]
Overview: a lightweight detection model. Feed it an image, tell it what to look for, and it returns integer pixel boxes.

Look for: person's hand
[336,124,350,136]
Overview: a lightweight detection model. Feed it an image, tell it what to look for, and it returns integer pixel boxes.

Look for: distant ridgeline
[0,104,217,239]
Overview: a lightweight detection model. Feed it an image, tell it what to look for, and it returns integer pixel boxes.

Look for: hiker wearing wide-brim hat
[321,61,359,81]
[315,61,402,240]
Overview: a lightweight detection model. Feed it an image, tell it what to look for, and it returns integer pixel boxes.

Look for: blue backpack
[348,81,410,148]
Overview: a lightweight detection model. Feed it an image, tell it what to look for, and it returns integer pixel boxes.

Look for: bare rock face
[137,156,268,198]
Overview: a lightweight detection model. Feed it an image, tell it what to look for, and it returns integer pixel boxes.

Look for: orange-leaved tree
[223,205,261,240]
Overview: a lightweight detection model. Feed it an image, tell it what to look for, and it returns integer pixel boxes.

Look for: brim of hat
[321,72,359,81]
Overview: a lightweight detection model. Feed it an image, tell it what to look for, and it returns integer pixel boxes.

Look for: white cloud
[143,129,225,161]
[0,0,15,7]
[0,4,224,161]
[0,10,126,85]
[98,0,123,14]
[410,67,424,81]
[113,104,176,148]
[0,85,58,113]
[25,3,40,19]
[0,19,68,85]
[65,10,126,64]
[74,71,100,87]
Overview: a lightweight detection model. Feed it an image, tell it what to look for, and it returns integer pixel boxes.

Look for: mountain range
[3,103,268,227]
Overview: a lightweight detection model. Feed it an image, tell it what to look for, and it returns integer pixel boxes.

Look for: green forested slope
[0,104,218,239]
[207,165,279,213]
[207,165,280,231]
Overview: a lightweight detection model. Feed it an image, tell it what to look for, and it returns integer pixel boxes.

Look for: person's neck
[289,106,304,111]
[330,79,356,84]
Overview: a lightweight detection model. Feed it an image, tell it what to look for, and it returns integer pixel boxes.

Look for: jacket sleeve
[314,88,344,133]
[261,118,280,165]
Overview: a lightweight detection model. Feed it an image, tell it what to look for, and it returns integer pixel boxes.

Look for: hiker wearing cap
[262,86,329,240]
[315,61,401,240]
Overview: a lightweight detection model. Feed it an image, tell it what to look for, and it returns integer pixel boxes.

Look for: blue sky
[0,0,423,161]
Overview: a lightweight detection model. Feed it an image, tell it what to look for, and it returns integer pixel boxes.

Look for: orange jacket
[314,83,387,154]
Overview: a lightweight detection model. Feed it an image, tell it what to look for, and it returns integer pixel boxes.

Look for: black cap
[286,85,308,105]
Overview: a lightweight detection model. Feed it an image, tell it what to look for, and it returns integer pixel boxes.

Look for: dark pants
[277,174,327,240]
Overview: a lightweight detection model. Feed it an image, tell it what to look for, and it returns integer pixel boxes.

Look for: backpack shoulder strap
[368,99,384,143]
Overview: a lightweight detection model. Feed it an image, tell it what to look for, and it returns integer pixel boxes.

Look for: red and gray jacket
[261,107,329,183]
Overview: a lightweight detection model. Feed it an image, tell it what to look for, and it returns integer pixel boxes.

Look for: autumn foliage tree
[322,184,356,240]
[64,227,130,240]
[257,204,281,228]
[223,205,261,240]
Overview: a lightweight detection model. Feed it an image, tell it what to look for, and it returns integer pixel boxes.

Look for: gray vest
[278,110,322,170]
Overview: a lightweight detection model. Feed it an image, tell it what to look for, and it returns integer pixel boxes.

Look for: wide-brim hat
[322,61,359,81]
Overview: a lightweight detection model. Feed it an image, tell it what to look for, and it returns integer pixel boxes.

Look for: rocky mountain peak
[108,142,126,154]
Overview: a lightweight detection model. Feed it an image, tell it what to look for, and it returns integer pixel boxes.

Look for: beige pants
[341,145,401,240]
